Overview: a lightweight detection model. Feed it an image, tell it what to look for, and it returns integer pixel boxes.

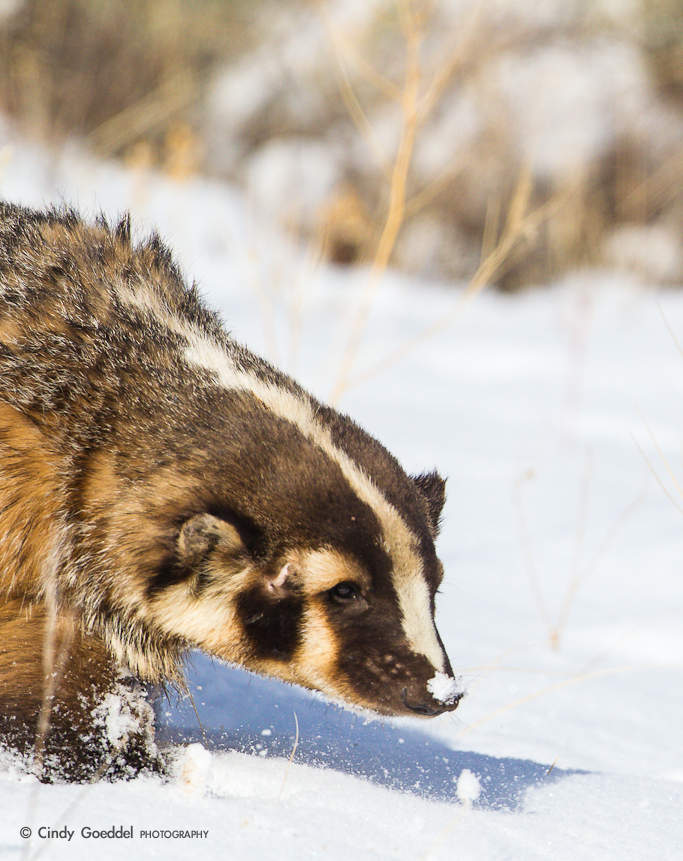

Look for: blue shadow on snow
[155,653,585,811]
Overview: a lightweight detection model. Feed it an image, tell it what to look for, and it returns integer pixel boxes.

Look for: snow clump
[456,769,481,809]
[427,671,465,705]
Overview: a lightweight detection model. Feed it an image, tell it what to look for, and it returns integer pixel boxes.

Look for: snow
[427,672,465,705]
[174,743,213,796]
[1,119,683,858]
[456,769,481,808]
[92,677,155,751]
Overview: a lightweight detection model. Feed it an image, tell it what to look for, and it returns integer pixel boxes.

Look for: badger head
[149,417,463,719]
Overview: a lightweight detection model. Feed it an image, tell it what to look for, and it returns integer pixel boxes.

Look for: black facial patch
[236,586,303,661]
[146,553,192,598]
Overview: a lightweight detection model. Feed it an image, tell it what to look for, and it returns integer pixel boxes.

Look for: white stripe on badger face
[117,284,446,671]
[398,570,446,673]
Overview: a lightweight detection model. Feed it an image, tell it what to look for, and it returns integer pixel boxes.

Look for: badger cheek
[288,603,359,703]
[149,586,246,664]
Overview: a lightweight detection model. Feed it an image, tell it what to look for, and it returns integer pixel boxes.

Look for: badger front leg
[0,600,161,782]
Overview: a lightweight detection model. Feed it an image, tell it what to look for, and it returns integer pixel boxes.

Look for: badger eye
[329,582,360,603]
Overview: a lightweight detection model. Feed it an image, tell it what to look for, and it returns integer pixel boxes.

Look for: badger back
[0,203,462,718]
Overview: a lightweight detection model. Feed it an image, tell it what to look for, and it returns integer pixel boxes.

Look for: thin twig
[553,488,645,648]
[621,148,683,218]
[330,0,424,404]
[642,413,683,503]
[278,712,300,801]
[188,688,210,748]
[23,586,73,861]
[329,28,402,103]
[549,449,593,650]
[513,470,552,636]
[479,193,502,266]
[25,733,143,861]
[314,0,391,178]
[417,1,483,122]
[31,583,61,778]
[453,664,640,737]
[403,159,466,219]
[347,189,563,392]
[632,433,683,515]
[657,301,683,358]
[87,71,197,156]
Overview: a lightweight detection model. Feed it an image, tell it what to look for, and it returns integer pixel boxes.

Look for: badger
[0,202,462,781]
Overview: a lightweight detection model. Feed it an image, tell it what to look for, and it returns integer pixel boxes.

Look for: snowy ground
[1,124,682,860]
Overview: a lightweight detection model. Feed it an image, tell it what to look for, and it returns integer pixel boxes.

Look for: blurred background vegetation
[0,0,681,289]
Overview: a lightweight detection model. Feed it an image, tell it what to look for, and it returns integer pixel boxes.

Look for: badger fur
[0,202,461,781]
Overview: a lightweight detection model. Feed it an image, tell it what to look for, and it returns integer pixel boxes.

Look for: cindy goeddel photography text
[19,824,209,841]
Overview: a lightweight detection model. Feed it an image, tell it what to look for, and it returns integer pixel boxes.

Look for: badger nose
[401,686,463,717]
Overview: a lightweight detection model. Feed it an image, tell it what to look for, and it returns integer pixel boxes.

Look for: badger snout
[399,628,464,716]
[401,667,464,716]
[337,640,464,717]
[401,683,462,716]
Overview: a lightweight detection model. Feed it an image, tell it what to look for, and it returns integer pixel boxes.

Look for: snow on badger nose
[427,671,465,708]
[400,671,464,716]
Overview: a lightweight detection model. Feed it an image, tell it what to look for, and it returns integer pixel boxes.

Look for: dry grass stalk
[552,489,644,648]
[634,310,683,511]
[22,575,72,861]
[416,1,484,122]
[314,0,392,179]
[634,426,683,515]
[346,179,565,390]
[325,0,506,404]
[245,269,281,367]
[87,71,197,158]
[622,147,683,220]
[188,689,210,749]
[550,450,592,651]
[23,743,136,861]
[453,664,638,738]
[328,0,425,404]
[513,469,552,638]
[514,451,643,652]
[320,6,402,105]
[278,711,300,801]
[480,194,503,266]
[285,239,332,375]
[32,581,73,779]
[402,159,467,219]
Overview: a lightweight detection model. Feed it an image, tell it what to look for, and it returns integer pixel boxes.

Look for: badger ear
[177,512,245,569]
[412,471,447,537]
